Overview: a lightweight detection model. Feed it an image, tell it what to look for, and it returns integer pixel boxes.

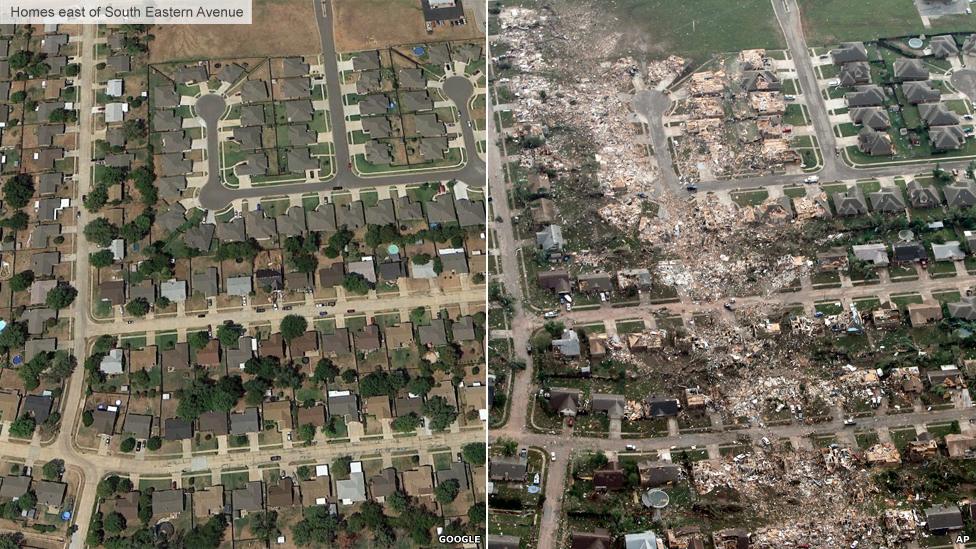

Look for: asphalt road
[195,0,486,210]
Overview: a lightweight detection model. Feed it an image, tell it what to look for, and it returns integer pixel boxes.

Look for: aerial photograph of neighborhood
[486,0,976,548]
[0,0,489,547]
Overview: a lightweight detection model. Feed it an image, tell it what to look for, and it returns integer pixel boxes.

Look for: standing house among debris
[537,269,571,294]
[638,461,682,488]
[831,187,868,216]
[868,187,905,213]
[906,301,943,326]
[548,388,581,417]
[852,243,889,267]
[925,504,964,535]
[945,433,976,459]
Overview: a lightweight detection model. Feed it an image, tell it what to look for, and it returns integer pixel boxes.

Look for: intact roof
[277,206,307,236]
[591,393,626,419]
[158,204,187,233]
[337,201,366,230]
[365,198,396,226]
[359,93,392,115]
[455,199,486,227]
[931,125,967,150]
[932,241,965,261]
[412,112,446,137]
[356,70,382,94]
[318,262,345,288]
[286,148,318,172]
[361,116,392,138]
[175,65,208,83]
[845,85,885,107]
[418,137,448,160]
[852,243,889,266]
[949,296,976,320]
[321,328,352,355]
[370,467,398,498]
[225,275,252,297]
[440,251,468,274]
[230,407,261,435]
[830,41,868,64]
[20,307,55,336]
[893,58,928,81]
[857,127,893,156]
[198,411,229,435]
[192,486,224,517]
[352,51,381,71]
[365,140,393,164]
[241,80,269,102]
[161,342,190,370]
[399,90,433,112]
[244,209,276,240]
[925,504,964,531]
[191,267,219,297]
[336,470,367,503]
[401,466,434,497]
[850,107,890,130]
[838,62,871,86]
[25,338,56,362]
[892,241,928,262]
[237,153,269,176]
[153,109,181,132]
[354,325,382,351]
[425,196,457,225]
[281,56,310,77]
[184,223,216,252]
[158,176,187,202]
[919,102,962,126]
[263,399,293,428]
[267,477,296,508]
[283,100,314,123]
[287,124,317,146]
[154,85,180,108]
[868,187,905,212]
[297,404,326,427]
[99,280,126,305]
[31,251,60,276]
[160,279,187,302]
[907,180,943,208]
[152,489,185,515]
[35,480,66,507]
[157,153,191,177]
[164,417,193,440]
[328,393,360,418]
[489,457,527,482]
[240,104,265,126]
[903,80,941,104]
[395,196,425,222]
[437,460,469,491]
[232,126,263,150]
[217,63,245,84]
[945,181,976,208]
[232,481,264,512]
[159,130,190,153]
[418,318,449,346]
[930,35,959,58]
[0,476,30,499]
[452,316,477,341]
[121,413,152,439]
[279,77,311,99]
[306,203,337,232]
[398,68,427,89]
[549,387,581,415]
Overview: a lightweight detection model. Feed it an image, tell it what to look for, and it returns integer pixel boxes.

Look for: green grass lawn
[603,0,785,63]
[798,0,976,44]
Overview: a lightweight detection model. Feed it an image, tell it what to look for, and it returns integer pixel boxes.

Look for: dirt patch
[149,0,320,63]
[332,0,482,53]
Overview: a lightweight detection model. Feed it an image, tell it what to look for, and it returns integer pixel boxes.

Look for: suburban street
[0,3,489,547]
[196,0,487,211]
[488,0,976,547]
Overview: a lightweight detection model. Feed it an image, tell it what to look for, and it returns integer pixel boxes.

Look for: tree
[82,410,94,427]
[83,186,108,212]
[41,460,63,481]
[90,249,116,268]
[331,456,352,478]
[340,369,357,384]
[45,284,78,310]
[16,491,35,512]
[312,358,339,384]
[467,502,486,524]
[0,322,27,352]
[146,436,162,451]
[279,315,308,342]
[435,479,460,504]
[249,511,279,542]
[97,475,121,499]
[496,437,518,457]
[119,437,136,452]
[9,415,35,438]
[410,307,427,325]
[298,423,316,445]
[8,270,33,292]
[217,322,245,347]
[462,442,486,465]
[103,511,126,534]
[183,515,227,547]
[291,505,337,546]
[125,298,150,317]
[188,331,210,351]
[342,273,371,295]
[0,212,28,231]
[84,218,118,247]
[423,396,457,431]
[391,413,422,432]
[0,534,23,549]
[2,174,34,209]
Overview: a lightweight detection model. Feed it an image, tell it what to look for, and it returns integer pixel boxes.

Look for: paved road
[195,0,486,210]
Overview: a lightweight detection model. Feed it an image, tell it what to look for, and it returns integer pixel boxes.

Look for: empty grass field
[333,0,483,53]
[798,0,976,45]
[593,0,785,64]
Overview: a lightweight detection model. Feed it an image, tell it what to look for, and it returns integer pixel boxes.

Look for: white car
[625,444,637,451]
[803,175,820,184]
[550,451,556,462]
[543,311,559,319]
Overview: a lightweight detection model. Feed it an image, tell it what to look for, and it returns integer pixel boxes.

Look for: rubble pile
[498,5,657,199]
[692,449,884,547]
